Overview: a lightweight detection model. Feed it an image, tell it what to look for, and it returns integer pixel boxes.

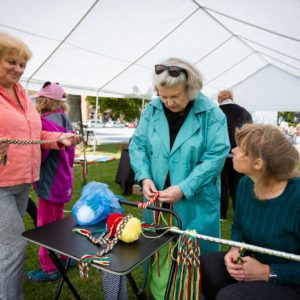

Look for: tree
[278,112,296,125]
[85,96,145,121]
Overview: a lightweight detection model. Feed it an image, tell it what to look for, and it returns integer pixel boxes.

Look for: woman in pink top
[0,32,81,300]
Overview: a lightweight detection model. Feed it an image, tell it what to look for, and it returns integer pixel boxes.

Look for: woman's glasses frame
[154,64,188,78]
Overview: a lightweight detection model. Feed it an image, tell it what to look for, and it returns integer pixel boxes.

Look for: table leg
[164,237,179,300]
[48,251,81,300]
[126,273,148,300]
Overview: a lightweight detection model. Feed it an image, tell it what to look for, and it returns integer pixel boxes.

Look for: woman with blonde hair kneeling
[201,123,300,300]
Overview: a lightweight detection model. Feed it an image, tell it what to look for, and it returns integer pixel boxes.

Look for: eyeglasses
[154,64,188,78]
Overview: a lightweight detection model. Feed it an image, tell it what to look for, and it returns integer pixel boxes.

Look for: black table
[22,201,181,300]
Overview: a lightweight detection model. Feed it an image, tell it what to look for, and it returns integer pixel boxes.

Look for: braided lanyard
[0,135,79,166]
[73,214,133,279]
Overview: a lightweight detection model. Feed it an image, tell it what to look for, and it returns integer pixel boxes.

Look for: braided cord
[137,191,159,209]
[171,231,201,300]
[74,214,133,279]
[3,135,78,145]
[0,135,81,166]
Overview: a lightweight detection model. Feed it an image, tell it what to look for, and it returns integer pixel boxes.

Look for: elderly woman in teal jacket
[129,57,230,299]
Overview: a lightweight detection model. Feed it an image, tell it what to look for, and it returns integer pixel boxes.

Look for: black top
[163,100,194,148]
[219,103,252,148]
[162,100,193,189]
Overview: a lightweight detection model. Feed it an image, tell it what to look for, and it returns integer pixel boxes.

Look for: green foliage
[278,112,297,125]
[86,96,147,122]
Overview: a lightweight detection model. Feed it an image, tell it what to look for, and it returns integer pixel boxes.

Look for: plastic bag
[72,181,123,226]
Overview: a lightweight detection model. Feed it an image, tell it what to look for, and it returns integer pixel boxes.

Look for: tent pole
[93,93,100,154]
[169,227,300,262]
[142,98,145,112]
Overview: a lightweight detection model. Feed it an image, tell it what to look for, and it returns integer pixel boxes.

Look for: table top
[22,215,176,275]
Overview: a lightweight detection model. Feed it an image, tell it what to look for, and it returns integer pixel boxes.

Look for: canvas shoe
[27,268,61,282]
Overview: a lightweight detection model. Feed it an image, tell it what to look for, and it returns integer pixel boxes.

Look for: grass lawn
[23,143,233,299]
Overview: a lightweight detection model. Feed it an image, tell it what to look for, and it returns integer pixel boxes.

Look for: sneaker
[27,269,61,282]
[61,258,77,268]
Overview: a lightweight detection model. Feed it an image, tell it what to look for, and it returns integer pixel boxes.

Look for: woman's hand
[142,179,158,199]
[158,185,183,204]
[0,139,9,156]
[58,133,82,147]
[224,247,245,281]
[240,256,269,281]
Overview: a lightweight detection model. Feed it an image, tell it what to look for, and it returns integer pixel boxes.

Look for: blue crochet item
[72,181,124,226]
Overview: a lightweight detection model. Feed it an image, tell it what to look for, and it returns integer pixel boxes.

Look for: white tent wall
[232,65,300,111]
[251,111,278,126]
[1,0,300,111]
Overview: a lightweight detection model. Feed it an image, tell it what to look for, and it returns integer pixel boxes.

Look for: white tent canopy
[232,65,300,111]
[1,0,300,111]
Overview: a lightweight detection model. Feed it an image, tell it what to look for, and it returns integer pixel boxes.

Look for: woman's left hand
[159,185,183,203]
[241,256,269,281]
[58,133,82,147]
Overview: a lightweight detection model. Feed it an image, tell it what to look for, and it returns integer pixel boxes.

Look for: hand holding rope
[0,134,82,166]
[138,191,160,209]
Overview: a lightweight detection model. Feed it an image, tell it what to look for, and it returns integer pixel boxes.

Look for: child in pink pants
[27,82,76,282]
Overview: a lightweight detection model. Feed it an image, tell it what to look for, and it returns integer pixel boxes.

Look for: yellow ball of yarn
[119,217,142,243]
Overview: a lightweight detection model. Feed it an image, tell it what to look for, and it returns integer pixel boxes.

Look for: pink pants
[37,198,67,272]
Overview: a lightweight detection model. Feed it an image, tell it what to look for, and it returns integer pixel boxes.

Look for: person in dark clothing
[115,142,135,195]
[218,89,252,220]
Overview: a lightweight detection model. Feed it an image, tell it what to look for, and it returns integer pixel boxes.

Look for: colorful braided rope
[0,135,81,166]
[73,214,133,279]
[171,230,202,300]
[137,191,160,209]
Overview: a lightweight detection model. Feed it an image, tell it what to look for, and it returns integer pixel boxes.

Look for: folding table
[22,200,181,300]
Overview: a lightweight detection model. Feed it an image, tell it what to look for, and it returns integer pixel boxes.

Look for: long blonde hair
[35,97,69,114]
[235,124,299,185]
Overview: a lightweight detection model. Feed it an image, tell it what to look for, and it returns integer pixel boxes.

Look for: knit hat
[31,82,67,101]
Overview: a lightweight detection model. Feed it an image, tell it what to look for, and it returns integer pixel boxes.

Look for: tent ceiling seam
[258,52,300,72]
[193,36,234,65]
[205,52,255,85]
[0,24,158,70]
[26,0,100,87]
[23,78,128,97]
[96,5,200,93]
[193,1,269,65]
[0,23,59,41]
[229,64,270,90]
[198,3,300,43]
[206,63,271,91]
[238,35,300,62]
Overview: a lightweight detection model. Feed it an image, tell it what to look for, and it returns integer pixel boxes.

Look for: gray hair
[0,31,32,61]
[153,57,203,100]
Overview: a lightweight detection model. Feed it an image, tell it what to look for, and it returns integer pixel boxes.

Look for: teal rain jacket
[129,92,230,252]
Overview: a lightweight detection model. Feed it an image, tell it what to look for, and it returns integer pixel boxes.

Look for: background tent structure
[1,0,300,111]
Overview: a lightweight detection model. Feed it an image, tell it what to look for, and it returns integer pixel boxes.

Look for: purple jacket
[34,110,75,203]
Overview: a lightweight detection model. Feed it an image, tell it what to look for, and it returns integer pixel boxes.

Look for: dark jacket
[219,102,252,148]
